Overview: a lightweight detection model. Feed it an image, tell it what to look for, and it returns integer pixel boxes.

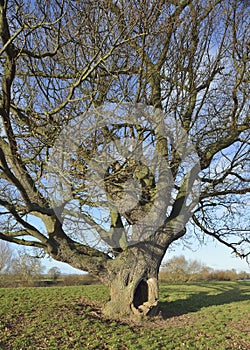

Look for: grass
[0,281,249,349]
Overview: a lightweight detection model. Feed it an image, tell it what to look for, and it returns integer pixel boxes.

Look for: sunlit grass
[0,282,249,349]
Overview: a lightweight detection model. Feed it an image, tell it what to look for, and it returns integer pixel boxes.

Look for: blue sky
[165,238,250,273]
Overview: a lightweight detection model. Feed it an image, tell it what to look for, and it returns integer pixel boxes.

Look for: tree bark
[103,243,164,318]
[104,274,159,318]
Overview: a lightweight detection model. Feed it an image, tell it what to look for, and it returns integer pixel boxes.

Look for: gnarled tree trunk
[104,274,159,318]
[103,243,164,318]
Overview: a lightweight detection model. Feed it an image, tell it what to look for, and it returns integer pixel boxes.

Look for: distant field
[0,281,249,349]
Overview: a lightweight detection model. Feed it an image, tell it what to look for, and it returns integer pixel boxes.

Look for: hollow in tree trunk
[104,275,159,318]
[103,244,163,318]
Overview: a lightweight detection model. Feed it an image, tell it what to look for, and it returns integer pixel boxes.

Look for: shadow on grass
[159,282,250,319]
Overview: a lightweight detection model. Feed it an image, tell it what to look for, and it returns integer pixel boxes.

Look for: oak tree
[0,0,249,317]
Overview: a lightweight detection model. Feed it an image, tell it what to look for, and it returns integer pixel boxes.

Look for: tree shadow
[159,282,250,319]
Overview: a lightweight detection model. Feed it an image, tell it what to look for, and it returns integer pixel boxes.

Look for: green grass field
[0,281,249,349]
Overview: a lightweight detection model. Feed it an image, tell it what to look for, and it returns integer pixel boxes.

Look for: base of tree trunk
[103,277,159,318]
[131,277,159,317]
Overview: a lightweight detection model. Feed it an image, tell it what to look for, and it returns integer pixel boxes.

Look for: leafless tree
[10,250,44,285]
[0,0,249,317]
[0,241,12,272]
[47,266,61,282]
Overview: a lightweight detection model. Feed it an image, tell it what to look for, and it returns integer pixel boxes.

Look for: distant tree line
[0,242,99,287]
[159,255,250,283]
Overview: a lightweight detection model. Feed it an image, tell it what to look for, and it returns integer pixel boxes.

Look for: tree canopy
[0,0,249,317]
